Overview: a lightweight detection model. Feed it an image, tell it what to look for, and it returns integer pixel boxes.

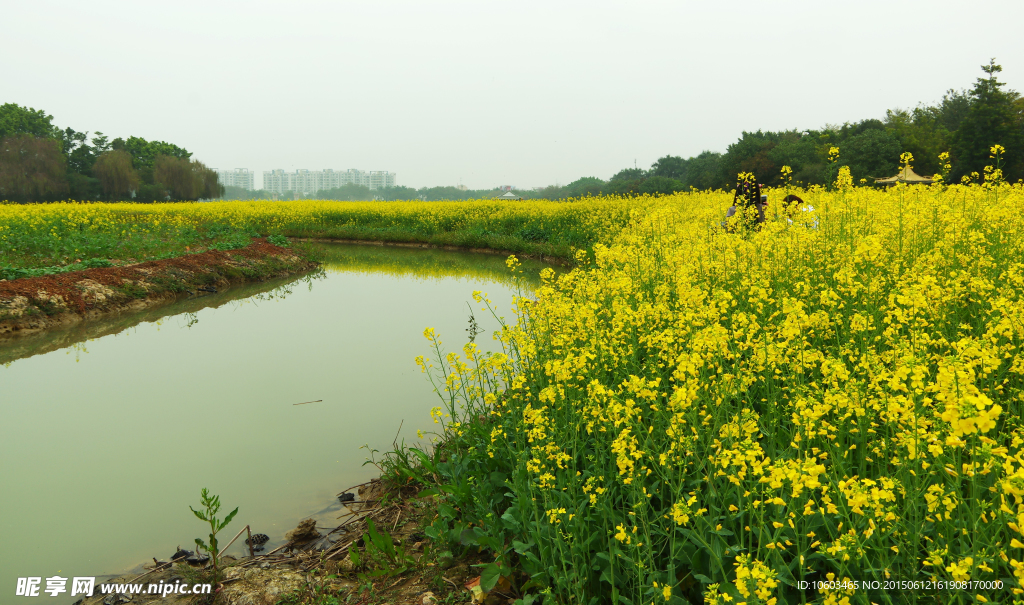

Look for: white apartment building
[216,168,255,190]
[261,169,396,195]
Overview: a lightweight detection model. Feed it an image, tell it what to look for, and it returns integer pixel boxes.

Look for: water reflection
[0,271,325,367]
[315,242,551,285]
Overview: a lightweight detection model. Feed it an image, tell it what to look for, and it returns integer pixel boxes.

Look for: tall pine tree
[951,59,1024,182]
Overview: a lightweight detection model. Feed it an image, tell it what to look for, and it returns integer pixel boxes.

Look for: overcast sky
[6,0,1023,190]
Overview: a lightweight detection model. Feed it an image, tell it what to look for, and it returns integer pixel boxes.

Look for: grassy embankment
[0,198,643,280]
[377,181,1024,605]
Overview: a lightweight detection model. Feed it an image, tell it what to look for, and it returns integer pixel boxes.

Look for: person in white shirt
[782,194,817,228]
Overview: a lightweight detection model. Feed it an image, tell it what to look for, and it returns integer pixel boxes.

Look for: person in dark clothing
[723,174,766,231]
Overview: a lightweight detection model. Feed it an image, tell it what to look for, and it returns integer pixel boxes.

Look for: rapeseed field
[0,198,638,275]
[411,176,1024,603]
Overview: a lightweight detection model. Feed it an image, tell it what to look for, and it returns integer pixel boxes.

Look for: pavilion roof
[874,166,934,184]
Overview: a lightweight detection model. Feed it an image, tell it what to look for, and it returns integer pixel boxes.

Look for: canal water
[0,243,551,600]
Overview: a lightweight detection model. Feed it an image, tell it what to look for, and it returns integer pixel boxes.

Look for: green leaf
[412,448,435,471]
[219,507,239,531]
[366,518,395,559]
[190,507,208,521]
[501,509,522,531]
[480,563,502,592]
[489,471,508,487]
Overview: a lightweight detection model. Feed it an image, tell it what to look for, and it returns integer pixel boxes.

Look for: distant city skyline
[214,168,396,192]
[262,168,396,195]
[215,168,255,190]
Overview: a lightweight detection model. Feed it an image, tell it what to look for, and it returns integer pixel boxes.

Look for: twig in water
[217,524,251,557]
[292,399,323,406]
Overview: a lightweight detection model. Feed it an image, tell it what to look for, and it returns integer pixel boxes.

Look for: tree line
[549,59,1023,198]
[0,106,222,202]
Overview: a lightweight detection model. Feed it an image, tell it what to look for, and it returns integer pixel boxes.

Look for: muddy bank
[0,240,317,341]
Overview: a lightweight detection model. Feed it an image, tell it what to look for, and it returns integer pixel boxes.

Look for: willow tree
[0,134,68,202]
[92,150,140,201]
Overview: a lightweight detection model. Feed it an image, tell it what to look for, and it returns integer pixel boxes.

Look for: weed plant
[189,488,237,584]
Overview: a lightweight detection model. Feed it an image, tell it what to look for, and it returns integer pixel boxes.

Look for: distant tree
[934,89,972,133]
[610,167,647,182]
[92,150,139,200]
[194,161,223,200]
[766,133,821,185]
[535,184,565,200]
[314,183,373,200]
[115,136,192,170]
[376,185,420,200]
[684,151,724,190]
[649,155,688,180]
[638,175,683,195]
[604,178,643,195]
[154,154,197,200]
[603,167,645,195]
[842,129,902,181]
[417,186,467,201]
[0,104,60,141]
[221,185,258,200]
[834,119,886,139]
[562,177,605,198]
[135,183,168,203]
[62,127,91,173]
[951,59,1024,181]
[92,132,111,154]
[0,134,69,202]
[68,173,102,200]
[721,131,784,184]
[883,109,945,176]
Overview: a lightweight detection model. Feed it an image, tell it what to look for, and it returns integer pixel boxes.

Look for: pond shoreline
[0,239,316,340]
[292,236,575,266]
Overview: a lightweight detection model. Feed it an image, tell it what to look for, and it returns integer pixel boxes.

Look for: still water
[0,243,549,599]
